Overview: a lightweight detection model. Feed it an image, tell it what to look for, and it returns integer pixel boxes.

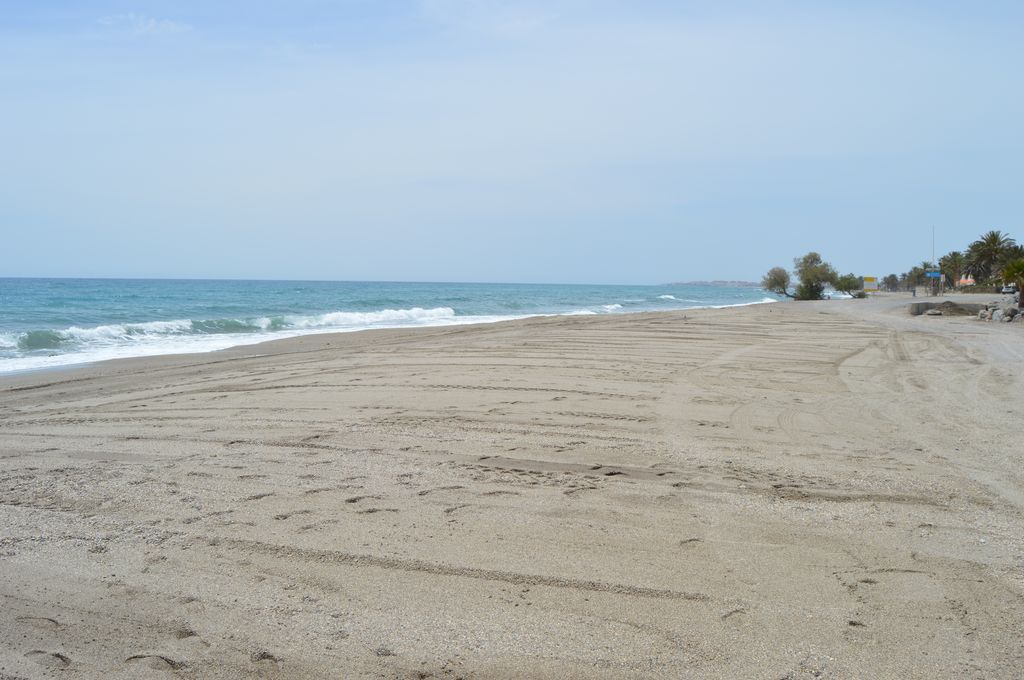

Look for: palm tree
[966,230,1016,282]
[939,251,965,288]
[1002,259,1024,304]
[998,244,1024,275]
[904,261,934,288]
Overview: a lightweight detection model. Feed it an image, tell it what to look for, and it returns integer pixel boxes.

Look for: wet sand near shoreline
[1,298,1022,678]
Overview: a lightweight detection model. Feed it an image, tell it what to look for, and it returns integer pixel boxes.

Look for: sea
[0,278,777,375]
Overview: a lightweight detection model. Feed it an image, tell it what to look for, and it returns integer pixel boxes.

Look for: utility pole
[926,226,942,297]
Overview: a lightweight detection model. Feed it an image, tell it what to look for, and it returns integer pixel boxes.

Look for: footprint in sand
[170,624,204,642]
[345,495,381,504]
[251,650,282,667]
[273,509,313,520]
[16,616,60,629]
[125,654,183,670]
[416,486,465,496]
[25,650,70,668]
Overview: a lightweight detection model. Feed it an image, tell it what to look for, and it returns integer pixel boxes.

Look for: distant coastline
[667,280,761,287]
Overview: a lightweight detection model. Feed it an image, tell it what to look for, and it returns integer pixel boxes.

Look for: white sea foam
[286,307,456,328]
[707,297,779,309]
[0,307,527,375]
[0,297,781,376]
[0,334,253,374]
[658,294,677,300]
[60,319,194,342]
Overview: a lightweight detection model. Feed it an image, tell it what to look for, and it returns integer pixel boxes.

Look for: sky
[1,1,1022,284]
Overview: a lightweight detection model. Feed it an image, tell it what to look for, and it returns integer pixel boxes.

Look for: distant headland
[667,280,761,287]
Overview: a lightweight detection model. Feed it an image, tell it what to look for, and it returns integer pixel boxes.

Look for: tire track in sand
[227,538,708,602]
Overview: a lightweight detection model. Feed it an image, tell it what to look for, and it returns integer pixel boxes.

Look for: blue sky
[2,1,1022,283]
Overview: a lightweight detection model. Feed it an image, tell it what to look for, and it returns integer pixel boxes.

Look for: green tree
[966,230,1016,282]
[834,273,863,296]
[761,266,794,298]
[999,245,1024,275]
[905,261,934,288]
[793,252,838,300]
[882,274,899,292]
[1002,259,1024,302]
[939,251,965,288]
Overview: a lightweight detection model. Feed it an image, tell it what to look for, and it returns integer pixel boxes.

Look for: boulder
[992,309,1004,322]
[924,308,943,316]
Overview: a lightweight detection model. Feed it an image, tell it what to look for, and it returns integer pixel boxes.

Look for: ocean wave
[15,319,199,350]
[0,293,781,374]
[658,294,677,300]
[707,297,778,309]
[9,307,458,350]
[0,306,527,374]
[284,307,456,328]
[8,307,459,352]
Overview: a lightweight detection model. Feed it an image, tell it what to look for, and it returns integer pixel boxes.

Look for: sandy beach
[1,295,1022,679]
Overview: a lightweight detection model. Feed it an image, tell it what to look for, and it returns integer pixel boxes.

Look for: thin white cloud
[98,13,193,36]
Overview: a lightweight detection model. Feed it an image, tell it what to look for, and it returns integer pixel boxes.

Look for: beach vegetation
[1002,259,1024,299]
[793,252,838,300]
[882,274,900,291]
[887,230,1021,291]
[834,273,863,297]
[939,251,965,288]
[901,261,935,289]
[761,267,794,298]
[763,253,851,300]
[966,230,1016,282]
[1001,245,1024,272]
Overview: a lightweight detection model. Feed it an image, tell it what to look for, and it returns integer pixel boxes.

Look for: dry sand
[1,296,1023,679]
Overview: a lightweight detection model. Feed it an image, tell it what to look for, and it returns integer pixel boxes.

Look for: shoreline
[0,308,715,387]
[2,296,1022,677]
[0,297,782,381]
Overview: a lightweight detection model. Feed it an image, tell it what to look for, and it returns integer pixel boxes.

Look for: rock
[978,310,989,320]
[1002,306,1019,318]
[1004,313,1015,322]
[924,308,943,316]
[992,310,1004,322]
